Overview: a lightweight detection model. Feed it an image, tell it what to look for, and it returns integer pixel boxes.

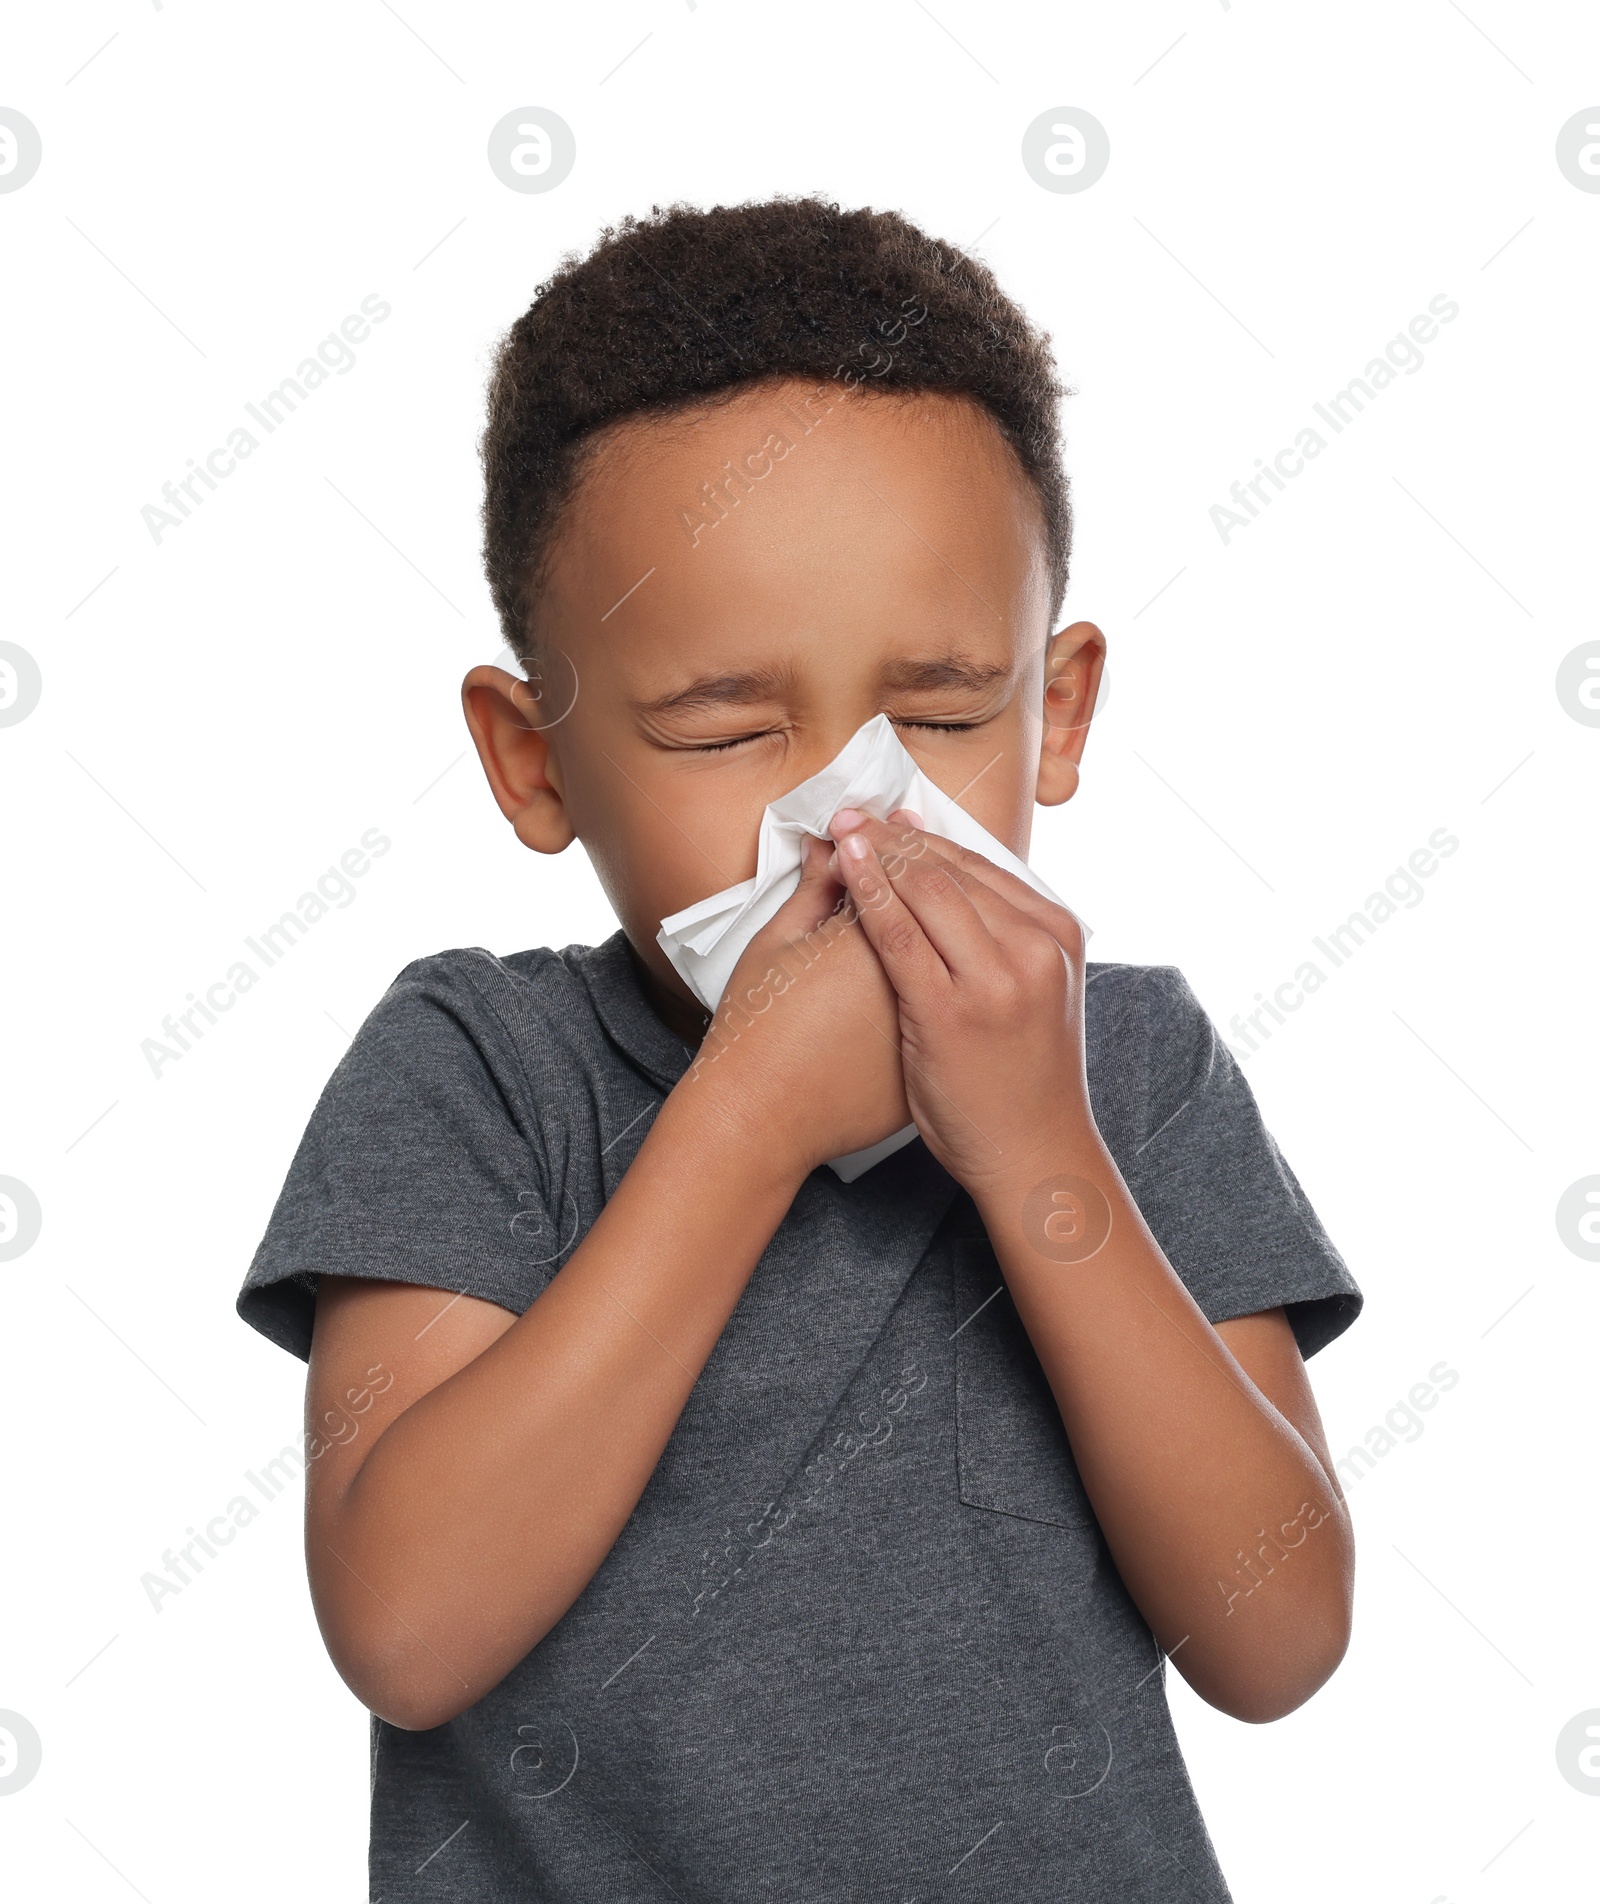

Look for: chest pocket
[951,1238,1097,1532]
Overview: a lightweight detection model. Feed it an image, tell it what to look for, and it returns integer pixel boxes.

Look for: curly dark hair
[481,194,1073,662]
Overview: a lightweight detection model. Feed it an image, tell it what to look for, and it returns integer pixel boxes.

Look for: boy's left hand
[827,808,1100,1194]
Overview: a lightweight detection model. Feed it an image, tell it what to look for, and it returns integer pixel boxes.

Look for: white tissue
[656,714,1087,1182]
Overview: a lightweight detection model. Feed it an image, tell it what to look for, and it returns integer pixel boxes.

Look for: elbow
[1210,1602,1353,1725]
[1184,1547,1355,1724]
[313,1584,556,1733]
[369,1687,473,1733]
[1217,1654,1344,1725]
[327,1630,479,1733]
[1217,1509,1357,1723]
[306,1523,565,1731]
[312,1591,480,1733]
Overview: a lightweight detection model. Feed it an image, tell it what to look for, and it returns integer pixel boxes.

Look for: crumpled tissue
[656,714,1086,1182]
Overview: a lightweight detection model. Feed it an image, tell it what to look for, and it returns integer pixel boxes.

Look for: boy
[239,195,1361,1901]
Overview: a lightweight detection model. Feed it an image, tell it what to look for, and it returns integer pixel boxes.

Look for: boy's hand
[678,835,912,1180]
[825,809,1097,1193]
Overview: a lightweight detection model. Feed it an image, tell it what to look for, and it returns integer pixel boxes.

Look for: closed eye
[686,730,780,753]
[686,717,982,753]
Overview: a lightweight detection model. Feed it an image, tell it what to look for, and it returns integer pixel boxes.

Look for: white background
[3,3,1597,1899]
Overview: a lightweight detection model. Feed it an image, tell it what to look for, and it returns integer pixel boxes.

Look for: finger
[833,811,1001,981]
[769,834,847,939]
[882,817,1029,936]
[884,818,1085,959]
[827,812,955,997]
[858,812,1013,925]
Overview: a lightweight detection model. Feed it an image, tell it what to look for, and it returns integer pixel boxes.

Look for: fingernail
[840,832,870,862]
[890,806,924,829]
[831,807,864,836]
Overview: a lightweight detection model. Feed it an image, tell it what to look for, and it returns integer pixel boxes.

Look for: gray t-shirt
[238,932,1360,1902]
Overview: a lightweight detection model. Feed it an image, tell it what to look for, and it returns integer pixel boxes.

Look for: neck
[622,938,711,1049]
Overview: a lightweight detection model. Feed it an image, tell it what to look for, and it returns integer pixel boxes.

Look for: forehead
[541,378,1051,687]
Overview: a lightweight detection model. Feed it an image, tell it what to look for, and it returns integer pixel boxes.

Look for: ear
[461,658,577,854]
[1035,620,1106,808]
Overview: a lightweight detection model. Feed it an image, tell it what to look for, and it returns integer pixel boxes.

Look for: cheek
[654,804,761,908]
[913,727,1036,857]
[967,775,1035,856]
[554,718,775,922]
[587,782,769,926]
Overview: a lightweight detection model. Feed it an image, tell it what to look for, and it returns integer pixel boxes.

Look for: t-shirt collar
[568,930,701,1093]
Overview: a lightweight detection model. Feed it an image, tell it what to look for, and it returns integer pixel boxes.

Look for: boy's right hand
[677,834,911,1178]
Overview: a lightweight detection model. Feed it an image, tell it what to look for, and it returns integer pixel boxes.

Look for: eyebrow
[630,665,796,719]
[878,655,1013,696]
[631,653,1012,719]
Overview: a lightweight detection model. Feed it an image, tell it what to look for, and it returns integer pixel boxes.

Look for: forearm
[974,1119,1353,1722]
[311,1085,802,1728]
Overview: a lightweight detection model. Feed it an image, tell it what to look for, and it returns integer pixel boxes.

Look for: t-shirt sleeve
[1115,966,1362,1358]
[236,956,566,1362]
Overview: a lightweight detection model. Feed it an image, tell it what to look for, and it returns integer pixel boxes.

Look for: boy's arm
[979,1181,1353,1723]
[306,1091,800,1732]
[828,811,1354,1724]
[304,842,903,1731]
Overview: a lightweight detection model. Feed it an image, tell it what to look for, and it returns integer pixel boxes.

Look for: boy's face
[464,376,1102,1031]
